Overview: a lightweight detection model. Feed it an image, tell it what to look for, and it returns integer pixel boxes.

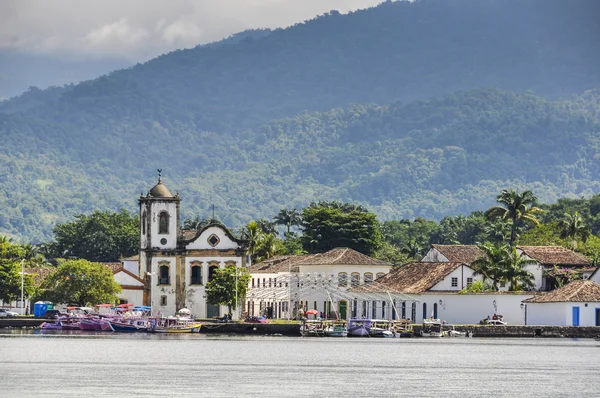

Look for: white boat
[420,318,443,337]
[149,316,202,333]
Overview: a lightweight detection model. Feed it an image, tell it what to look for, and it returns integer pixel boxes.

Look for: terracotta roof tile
[296,248,390,266]
[524,280,600,303]
[430,245,484,264]
[517,246,590,267]
[248,255,319,274]
[359,262,465,294]
[103,262,123,273]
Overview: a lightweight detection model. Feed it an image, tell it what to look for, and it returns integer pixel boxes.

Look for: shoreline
[2,319,599,338]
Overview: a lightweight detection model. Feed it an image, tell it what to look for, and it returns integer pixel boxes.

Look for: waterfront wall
[412,324,600,338]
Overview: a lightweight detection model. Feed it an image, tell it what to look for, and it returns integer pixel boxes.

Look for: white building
[423,244,592,291]
[360,261,533,325]
[138,175,248,318]
[523,280,600,326]
[246,248,394,320]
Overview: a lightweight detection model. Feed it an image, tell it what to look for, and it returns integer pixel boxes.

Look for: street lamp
[20,259,24,312]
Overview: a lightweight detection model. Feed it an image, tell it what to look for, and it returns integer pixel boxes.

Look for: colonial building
[246,248,394,320]
[523,280,600,326]
[138,175,247,318]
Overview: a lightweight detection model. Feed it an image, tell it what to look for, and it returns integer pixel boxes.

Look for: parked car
[0,309,19,318]
[244,316,269,324]
[42,310,64,319]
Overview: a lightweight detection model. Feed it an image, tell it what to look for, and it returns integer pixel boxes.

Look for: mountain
[1,0,600,241]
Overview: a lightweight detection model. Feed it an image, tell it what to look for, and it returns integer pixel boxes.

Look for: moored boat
[110,318,149,332]
[323,321,348,337]
[420,318,443,337]
[368,320,394,338]
[347,318,371,337]
[149,317,201,333]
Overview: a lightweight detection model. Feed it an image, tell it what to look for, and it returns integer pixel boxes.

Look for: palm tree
[502,247,536,291]
[485,189,543,247]
[482,220,511,243]
[470,242,508,290]
[401,240,425,260]
[559,212,590,250]
[242,221,265,265]
[257,233,284,262]
[273,209,302,235]
[182,216,202,230]
[21,243,47,268]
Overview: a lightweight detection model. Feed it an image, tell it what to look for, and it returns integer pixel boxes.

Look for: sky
[1,0,383,61]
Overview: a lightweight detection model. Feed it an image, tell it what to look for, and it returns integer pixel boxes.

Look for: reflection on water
[0,330,598,397]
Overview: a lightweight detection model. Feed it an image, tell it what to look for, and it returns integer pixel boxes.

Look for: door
[339,300,347,320]
[207,303,220,318]
[595,308,600,326]
[572,306,580,326]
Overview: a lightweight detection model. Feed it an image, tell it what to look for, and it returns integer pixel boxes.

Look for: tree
[374,241,408,269]
[241,221,265,264]
[401,239,426,260]
[470,242,508,290]
[559,212,590,250]
[502,247,536,291]
[273,209,302,235]
[485,189,543,247]
[51,210,139,262]
[38,259,121,306]
[182,216,202,230]
[256,233,285,262]
[0,241,35,303]
[255,218,277,235]
[301,201,382,255]
[205,265,251,316]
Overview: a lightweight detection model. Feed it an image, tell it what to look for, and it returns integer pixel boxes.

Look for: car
[0,309,19,318]
[244,316,269,324]
[42,310,64,319]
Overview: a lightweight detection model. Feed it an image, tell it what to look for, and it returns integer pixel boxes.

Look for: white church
[136,174,248,318]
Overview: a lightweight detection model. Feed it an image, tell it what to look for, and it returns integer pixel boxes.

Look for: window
[158,211,169,234]
[142,210,146,235]
[423,303,427,319]
[372,301,377,318]
[208,264,219,282]
[159,264,170,285]
[364,273,373,283]
[402,301,406,319]
[252,278,255,288]
[160,295,167,306]
[451,277,458,288]
[263,278,266,288]
[467,277,473,287]
[376,272,385,280]
[190,264,202,285]
[351,273,360,287]
[411,302,416,321]
[500,280,506,287]
[269,278,272,288]
[338,272,348,287]
[314,301,318,311]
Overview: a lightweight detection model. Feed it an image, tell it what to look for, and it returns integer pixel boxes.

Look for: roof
[363,262,465,294]
[103,262,123,273]
[181,222,247,246]
[517,246,590,267]
[295,248,390,266]
[430,245,483,264]
[148,178,174,198]
[524,280,600,303]
[248,255,319,274]
[590,266,599,280]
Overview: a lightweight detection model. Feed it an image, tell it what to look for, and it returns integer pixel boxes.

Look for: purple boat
[347,319,371,337]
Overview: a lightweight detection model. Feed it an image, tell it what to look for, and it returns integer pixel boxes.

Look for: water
[1,331,598,397]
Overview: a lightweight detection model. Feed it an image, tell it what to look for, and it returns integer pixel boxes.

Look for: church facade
[138,175,248,318]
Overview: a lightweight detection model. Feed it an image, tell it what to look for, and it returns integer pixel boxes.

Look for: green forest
[0,0,599,242]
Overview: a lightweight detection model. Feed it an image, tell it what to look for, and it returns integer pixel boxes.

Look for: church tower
[139,171,180,251]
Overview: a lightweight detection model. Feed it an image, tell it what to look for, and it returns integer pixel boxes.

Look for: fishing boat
[149,317,201,333]
[109,318,149,332]
[347,318,371,337]
[368,320,394,338]
[420,318,443,337]
[40,321,62,331]
[323,321,348,337]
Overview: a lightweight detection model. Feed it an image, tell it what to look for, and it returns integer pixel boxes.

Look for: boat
[149,317,201,333]
[347,318,371,337]
[300,320,326,337]
[391,320,414,338]
[443,324,472,337]
[323,321,348,337]
[40,321,62,331]
[368,320,394,338]
[420,318,443,337]
[110,318,149,332]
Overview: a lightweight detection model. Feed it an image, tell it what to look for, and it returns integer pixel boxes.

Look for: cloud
[0,0,383,61]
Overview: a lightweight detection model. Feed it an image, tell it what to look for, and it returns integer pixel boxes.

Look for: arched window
[433,303,438,319]
[411,302,416,321]
[351,273,360,287]
[190,263,202,285]
[338,272,348,287]
[208,262,219,282]
[159,263,170,285]
[158,211,169,234]
[423,303,428,320]
[402,301,406,319]
[364,273,373,284]
[142,210,147,235]
[376,272,385,280]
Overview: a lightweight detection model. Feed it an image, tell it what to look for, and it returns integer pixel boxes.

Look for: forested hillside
[1,0,599,241]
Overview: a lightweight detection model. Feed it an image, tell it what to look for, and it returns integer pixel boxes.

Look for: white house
[137,175,248,318]
[246,248,393,320]
[360,261,533,325]
[589,267,600,284]
[523,280,600,326]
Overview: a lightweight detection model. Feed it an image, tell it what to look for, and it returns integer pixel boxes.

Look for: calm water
[0,331,598,397]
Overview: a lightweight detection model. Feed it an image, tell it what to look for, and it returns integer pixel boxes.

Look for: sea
[0,330,598,397]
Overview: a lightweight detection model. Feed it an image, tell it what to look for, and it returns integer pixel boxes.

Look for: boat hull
[348,326,370,337]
